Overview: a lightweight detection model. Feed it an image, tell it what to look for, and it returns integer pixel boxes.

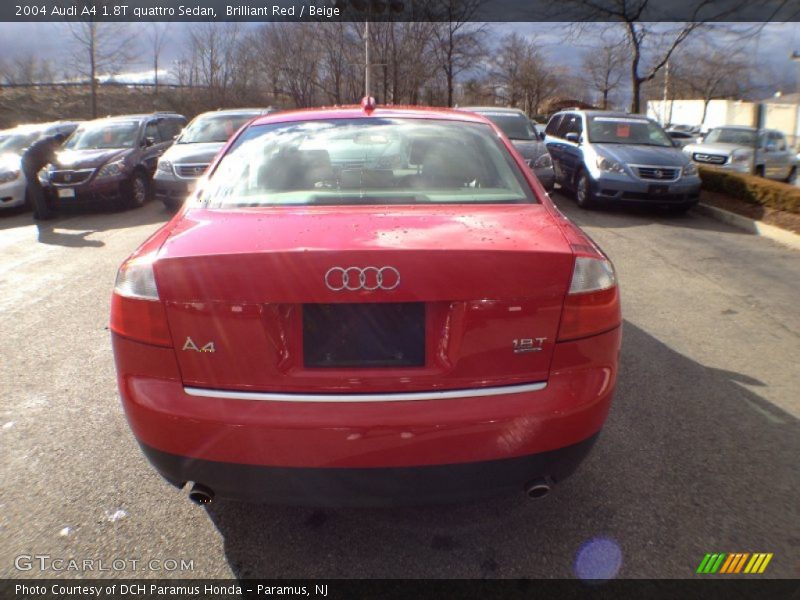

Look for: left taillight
[110,256,172,347]
[557,256,621,342]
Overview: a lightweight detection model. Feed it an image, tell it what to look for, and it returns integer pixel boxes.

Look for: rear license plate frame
[303,302,425,369]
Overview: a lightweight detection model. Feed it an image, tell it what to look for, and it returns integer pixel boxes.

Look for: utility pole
[365,20,371,98]
[662,60,670,126]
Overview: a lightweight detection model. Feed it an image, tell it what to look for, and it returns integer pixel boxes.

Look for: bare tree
[583,29,627,109]
[430,0,487,107]
[67,9,135,117]
[670,39,756,127]
[148,23,169,95]
[562,1,763,113]
[184,23,247,106]
[490,32,559,115]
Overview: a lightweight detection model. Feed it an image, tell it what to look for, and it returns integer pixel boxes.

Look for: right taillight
[557,256,621,342]
[110,256,172,347]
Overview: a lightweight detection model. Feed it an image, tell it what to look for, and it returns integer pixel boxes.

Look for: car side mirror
[565,132,580,143]
[143,137,156,148]
[672,139,682,148]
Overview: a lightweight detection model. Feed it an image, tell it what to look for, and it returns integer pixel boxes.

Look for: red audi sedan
[111,102,621,506]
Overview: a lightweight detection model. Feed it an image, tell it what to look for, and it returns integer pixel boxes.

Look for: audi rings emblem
[325,266,401,291]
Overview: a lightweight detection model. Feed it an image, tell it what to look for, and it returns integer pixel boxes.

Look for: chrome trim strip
[184,381,548,403]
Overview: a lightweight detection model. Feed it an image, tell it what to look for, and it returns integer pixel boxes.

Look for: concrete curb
[692,203,800,251]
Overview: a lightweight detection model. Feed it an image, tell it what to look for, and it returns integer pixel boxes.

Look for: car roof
[250,105,494,127]
[564,110,652,120]
[458,106,526,114]
[198,108,271,119]
[710,125,756,131]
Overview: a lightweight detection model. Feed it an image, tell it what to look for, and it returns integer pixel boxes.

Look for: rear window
[179,113,258,144]
[476,112,537,141]
[199,118,536,207]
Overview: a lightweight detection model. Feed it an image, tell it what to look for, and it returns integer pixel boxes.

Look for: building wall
[764,103,800,148]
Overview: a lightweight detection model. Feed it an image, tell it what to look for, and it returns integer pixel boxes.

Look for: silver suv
[683,126,796,183]
[544,110,701,211]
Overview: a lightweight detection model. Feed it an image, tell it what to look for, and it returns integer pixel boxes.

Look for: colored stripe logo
[697,553,773,574]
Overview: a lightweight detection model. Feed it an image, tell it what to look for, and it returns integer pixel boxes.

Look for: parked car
[665,129,700,148]
[155,108,272,210]
[544,110,701,211]
[0,121,81,211]
[683,126,796,183]
[43,112,186,210]
[459,106,554,190]
[110,102,621,506]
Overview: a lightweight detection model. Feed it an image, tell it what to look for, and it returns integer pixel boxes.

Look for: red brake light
[558,256,621,342]
[110,257,172,347]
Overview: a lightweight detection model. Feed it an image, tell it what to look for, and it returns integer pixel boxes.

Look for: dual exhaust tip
[524,477,553,500]
[188,482,214,505]
[185,478,552,505]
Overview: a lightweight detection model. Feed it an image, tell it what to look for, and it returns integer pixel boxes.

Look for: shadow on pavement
[202,321,799,579]
[550,191,747,235]
[0,200,172,241]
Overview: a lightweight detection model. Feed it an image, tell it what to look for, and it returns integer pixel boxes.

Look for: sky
[0,21,797,99]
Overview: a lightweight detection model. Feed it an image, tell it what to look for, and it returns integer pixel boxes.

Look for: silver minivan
[544,110,701,212]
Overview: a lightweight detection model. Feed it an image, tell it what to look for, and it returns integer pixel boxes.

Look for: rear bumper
[140,433,599,506]
[113,326,620,503]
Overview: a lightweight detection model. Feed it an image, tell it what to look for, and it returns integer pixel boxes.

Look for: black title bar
[2,0,800,22]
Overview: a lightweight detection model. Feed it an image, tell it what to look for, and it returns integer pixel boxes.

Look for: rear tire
[123,172,149,209]
[163,197,182,211]
[785,166,797,184]
[754,165,765,178]
[574,170,596,209]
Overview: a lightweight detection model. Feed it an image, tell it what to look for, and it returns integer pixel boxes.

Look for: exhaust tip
[525,477,552,500]
[188,483,215,505]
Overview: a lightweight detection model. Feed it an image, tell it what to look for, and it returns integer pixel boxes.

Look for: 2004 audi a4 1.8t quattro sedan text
[111,103,622,506]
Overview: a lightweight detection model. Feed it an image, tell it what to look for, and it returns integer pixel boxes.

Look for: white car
[0,151,28,210]
[0,121,81,210]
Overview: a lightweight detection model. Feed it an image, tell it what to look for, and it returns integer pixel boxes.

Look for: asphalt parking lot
[1,194,798,580]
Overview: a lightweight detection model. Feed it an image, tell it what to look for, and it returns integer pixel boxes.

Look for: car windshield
[704,128,757,146]
[64,121,139,150]
[587,116,673,147]
[477,112,537,141]
[200,118,536,208]
[0,131,42,154]
[179,113,258,144]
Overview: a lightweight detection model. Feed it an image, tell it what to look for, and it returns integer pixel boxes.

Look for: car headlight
[96,160,126,179]
[0,169,20,184]
[595,156,626,174]
[156,159,173,173]
[682,162,698,176]
[731,149,752,164]
[530,153,552,169]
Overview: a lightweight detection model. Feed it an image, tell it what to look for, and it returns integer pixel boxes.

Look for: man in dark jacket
[22,132,66,220]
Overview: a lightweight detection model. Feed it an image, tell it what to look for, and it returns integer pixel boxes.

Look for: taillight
[558,256,621,342]
[110,257,172,347]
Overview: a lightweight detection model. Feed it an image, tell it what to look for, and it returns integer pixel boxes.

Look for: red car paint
[110,105,621,503]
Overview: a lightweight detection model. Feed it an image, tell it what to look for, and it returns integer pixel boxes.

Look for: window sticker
[616,124,630,137]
